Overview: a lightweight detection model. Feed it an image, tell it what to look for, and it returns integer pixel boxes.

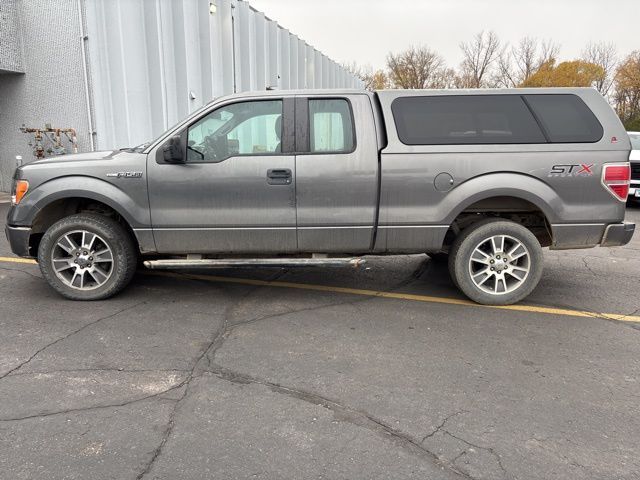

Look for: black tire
[448,219,543,305]
[38,214,137,300]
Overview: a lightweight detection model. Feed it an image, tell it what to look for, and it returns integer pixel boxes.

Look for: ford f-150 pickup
[6,88,635,305]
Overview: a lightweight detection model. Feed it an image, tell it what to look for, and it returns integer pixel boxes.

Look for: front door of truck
[147,97,297,254]
[294,94,379,252]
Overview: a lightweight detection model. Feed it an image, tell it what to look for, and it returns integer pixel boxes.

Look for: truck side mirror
[163,135,185,163]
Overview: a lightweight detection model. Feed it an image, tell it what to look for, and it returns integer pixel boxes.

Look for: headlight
[11,180,29,206]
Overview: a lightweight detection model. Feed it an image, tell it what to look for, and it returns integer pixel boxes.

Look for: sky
[248,0,638,70]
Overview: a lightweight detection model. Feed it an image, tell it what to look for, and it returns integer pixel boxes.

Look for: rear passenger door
[294,95,379,252]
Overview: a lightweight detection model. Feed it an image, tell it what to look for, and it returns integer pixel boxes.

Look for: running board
[143,257,366,270]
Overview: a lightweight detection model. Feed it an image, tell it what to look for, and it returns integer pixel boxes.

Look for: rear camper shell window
[391,94,603,146]
[523,94,603,143]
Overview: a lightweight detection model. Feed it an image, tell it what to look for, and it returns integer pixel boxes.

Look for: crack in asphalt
[204,259,430,368]
[206,292,426,368]
[0,265,41,279]
[134,385,188,479]
[136,264,439,479]
[0,258,507,478]
[4,368,191,378]
[205,296,373,369]
[419,411,511,479]
[135,281,261,480]
[421,410,468,443]
[0,301,147,381]
[581,257,597,276]
[441,429,509,479]
[189,259,511,480]
[0,382,186,422]
[207,366,469,480]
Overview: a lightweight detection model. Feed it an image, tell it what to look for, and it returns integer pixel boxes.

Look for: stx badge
[548,164,594,177]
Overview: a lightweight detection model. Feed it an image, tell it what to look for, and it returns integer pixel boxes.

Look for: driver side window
[187,100,283,162]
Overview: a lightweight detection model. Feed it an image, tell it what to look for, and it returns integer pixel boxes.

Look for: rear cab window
[308,99,355,153]
[391,94,603,145]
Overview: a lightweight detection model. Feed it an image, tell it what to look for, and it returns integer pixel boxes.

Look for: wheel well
[29,198,138,254]
[444,196,552,249]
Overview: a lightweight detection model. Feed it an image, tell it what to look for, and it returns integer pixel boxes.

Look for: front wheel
[448,219,543,305]
[38,214,138,300]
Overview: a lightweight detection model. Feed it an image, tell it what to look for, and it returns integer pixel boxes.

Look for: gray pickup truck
[6,88,635,305]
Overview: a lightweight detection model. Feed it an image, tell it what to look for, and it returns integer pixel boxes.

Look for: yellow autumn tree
[520,60,605,88]
[370,70,390,90]
[614,51,640,130]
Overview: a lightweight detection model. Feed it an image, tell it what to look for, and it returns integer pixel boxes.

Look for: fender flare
[10,176,150,229]
[441,173,562,225]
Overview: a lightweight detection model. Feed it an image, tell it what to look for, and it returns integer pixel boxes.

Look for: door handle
[267,168,292,185]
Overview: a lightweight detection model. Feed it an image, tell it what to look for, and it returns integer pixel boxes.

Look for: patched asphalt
[1,203,639,480]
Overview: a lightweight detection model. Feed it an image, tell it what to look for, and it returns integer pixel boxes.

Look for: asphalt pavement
[1,202,639,480]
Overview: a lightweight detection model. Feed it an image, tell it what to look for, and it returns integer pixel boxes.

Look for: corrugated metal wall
[85,0,363,151]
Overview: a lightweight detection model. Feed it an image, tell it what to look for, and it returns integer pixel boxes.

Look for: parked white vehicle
[629,132,640,202]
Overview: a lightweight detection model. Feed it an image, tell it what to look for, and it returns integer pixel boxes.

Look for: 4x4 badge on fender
[548,164,594,177]
[106,171,143,178]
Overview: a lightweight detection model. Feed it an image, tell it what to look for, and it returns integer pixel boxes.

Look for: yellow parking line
[1,256,639,323]
[142,270,640,324]
[0,256,37,265]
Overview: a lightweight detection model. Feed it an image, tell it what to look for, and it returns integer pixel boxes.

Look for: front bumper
[601,222,635,247]
[5,225,34,258]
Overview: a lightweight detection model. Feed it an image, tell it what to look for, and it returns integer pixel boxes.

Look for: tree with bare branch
[386,46,447,89]
[494,37,561,88]
[341,62,390,90]
[459,31,501,88]
[581,41,618,96]
[539,40,560,66]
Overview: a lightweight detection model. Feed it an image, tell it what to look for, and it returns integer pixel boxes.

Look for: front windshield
[630,133,640,151]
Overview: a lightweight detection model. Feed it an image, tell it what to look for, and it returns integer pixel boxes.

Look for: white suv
[629,132,640,202]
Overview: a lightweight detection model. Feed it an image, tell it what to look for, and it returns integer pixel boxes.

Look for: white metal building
[0,0,363,191]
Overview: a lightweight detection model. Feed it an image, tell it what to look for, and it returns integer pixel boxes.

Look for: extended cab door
[147,97,297,254]
[294,94,380,252]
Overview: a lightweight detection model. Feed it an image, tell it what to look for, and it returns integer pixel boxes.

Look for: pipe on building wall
[77,0,95,151]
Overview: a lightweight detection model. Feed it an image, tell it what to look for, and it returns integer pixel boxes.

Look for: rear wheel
[448,219,543,305]
[38,214,137,300]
